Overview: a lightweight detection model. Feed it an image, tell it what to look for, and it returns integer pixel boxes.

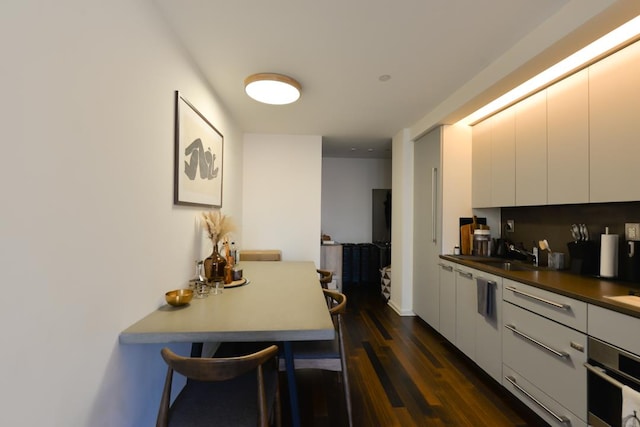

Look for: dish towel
[622,385,640,425]
[476,278,496,319]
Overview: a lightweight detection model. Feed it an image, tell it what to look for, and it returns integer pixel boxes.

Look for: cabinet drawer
[588,304,640,357]
[503,279,587,332]
[503,366,587,427]
[503,302,587,420]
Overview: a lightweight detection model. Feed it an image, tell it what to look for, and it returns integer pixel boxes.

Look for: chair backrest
[317,269,333,288]
[157,345,279,427]
[323,289,346,316]
[161,345,278,381]
[239,250,282,261]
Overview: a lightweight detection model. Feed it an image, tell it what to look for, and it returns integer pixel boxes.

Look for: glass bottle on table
[230,241,238,264]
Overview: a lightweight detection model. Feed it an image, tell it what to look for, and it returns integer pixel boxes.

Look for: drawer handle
[438,263,453,272]
[504,376,570,425]
[505,324,570,359]
[505,285,570,310]
[455,269,473,279]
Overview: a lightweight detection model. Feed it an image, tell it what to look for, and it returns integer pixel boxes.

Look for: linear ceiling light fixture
[458,14,640,126]
[244,73,301,105]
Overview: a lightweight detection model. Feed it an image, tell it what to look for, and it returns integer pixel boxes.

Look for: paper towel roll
[600,233,619,278]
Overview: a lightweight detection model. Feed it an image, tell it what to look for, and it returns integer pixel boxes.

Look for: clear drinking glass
[210,280,224,295]
[194,280,209,298]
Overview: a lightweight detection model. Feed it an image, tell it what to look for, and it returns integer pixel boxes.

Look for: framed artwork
[174,91,224,207]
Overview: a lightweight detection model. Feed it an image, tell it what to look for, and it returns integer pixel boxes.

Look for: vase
[204,242,226,282]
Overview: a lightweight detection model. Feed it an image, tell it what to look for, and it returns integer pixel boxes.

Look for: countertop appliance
[585,337,640,427]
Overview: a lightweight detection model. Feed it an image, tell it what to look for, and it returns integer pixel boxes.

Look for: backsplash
[501,201,640,276]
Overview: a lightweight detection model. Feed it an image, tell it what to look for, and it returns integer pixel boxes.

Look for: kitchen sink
[480,261,538,272]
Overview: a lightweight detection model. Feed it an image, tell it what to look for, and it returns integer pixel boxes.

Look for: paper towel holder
[600,227,619,278]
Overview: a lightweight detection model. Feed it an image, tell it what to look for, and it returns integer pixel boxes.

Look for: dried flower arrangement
[201,210,236,246]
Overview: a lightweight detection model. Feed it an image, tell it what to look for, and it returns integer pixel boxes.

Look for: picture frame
[174,91,224,207]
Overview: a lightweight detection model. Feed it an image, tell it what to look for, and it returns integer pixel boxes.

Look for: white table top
[119,261,335,344]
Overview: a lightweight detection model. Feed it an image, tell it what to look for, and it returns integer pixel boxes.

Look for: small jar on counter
[473,229,491,257]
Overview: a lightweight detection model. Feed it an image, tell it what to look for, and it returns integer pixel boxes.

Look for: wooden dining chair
[280,289,352,427]
[316,269,333,289]
[157,345,281,427]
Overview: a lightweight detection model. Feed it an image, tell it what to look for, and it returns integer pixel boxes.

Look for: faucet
[508,244,538,266]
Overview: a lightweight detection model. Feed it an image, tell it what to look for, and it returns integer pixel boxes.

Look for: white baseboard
[387,299,415,316]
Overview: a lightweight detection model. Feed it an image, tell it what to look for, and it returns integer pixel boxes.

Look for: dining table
[120,260,335,427]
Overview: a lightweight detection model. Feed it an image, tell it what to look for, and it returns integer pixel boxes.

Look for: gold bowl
[165,289,194,306]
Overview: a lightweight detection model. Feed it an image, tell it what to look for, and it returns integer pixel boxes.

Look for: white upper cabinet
[547,69,589,205]
[515,90,547,206]
[472,119,492,208]
[589,41,640,202]
[472,39,640,208]
[472,106,516,208]
[490,107,516,207]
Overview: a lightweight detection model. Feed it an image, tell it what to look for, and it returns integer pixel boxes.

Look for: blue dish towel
[477,277,496,319]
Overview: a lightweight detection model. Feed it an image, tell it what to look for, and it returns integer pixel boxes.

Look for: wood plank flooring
[280,287,548,427]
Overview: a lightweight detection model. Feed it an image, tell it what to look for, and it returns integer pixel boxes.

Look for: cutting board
[460,223,473,255]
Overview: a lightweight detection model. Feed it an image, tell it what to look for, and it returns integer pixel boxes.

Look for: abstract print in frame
[174,91,223,207]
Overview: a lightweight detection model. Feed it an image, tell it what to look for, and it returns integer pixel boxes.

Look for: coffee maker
[623,223,640,282]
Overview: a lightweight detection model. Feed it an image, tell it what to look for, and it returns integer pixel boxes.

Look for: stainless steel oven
[585,337,640,427]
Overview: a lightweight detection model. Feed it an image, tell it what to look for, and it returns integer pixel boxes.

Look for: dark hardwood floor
[280,286,548,427]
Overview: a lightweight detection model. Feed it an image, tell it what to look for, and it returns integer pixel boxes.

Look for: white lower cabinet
[455,265,476,359]
[503,300,587,425]
[474,270,502,383]
[439,262,592,425]
[438,261,456,343]
[451,265,503,382]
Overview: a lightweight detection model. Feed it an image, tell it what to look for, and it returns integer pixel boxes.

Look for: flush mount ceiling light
[244,73,301,105]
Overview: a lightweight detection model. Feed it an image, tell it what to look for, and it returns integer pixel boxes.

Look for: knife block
[567,241,600,275]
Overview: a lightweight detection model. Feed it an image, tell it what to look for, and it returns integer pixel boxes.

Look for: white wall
[242,134,322,265]
[0,1,243,426]
[388,129,414,316]
[321,157,392,243]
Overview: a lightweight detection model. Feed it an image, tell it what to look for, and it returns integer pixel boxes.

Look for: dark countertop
[440,254,640,319]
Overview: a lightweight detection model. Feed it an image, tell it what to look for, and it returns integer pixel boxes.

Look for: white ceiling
[153,0,637,158]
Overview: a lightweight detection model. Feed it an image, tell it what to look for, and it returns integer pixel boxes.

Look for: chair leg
[274,365,282,427]
[341,360,353,427]
[338,320,353,427]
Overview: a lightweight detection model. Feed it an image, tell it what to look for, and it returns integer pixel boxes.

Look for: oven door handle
[584,362,625,389]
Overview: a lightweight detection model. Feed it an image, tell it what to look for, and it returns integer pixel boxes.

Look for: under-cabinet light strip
[459,14,640,126]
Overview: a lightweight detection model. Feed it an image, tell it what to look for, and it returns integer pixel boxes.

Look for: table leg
[283,341,300,427]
